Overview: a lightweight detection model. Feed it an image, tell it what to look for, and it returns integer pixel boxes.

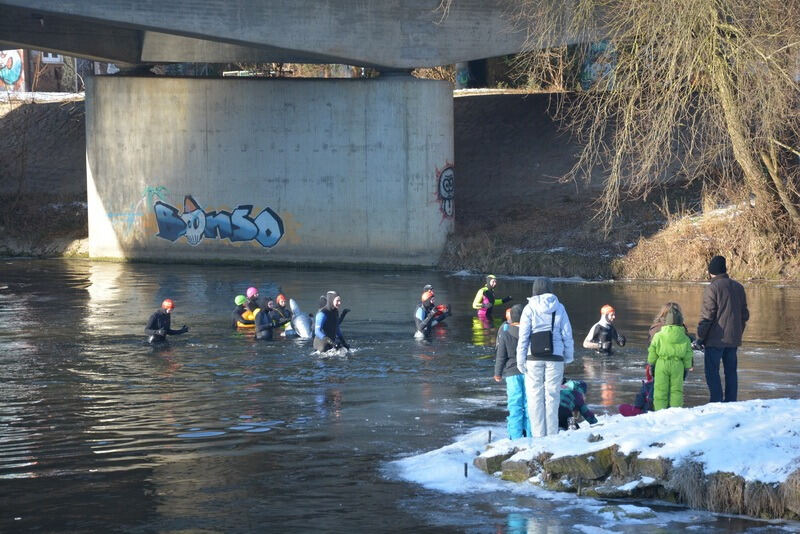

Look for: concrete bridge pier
[86,74,454,266]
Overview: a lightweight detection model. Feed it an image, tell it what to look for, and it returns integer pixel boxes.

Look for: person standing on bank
[696,255,749,403]
[494,304,531,439]
[516,277,574,438]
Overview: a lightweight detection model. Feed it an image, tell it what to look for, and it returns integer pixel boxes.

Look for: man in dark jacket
[697,255,749,402]
[145,298,189,343]
[494,304,531,439]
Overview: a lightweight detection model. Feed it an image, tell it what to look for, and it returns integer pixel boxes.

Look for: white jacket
[516,293,574,372]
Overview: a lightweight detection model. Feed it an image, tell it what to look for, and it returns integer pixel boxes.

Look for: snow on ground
[392,399,800,495]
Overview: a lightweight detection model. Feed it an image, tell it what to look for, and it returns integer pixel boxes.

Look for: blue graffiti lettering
[153,197,283,248]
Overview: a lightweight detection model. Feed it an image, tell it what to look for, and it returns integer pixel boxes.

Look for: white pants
[524,360,565,438]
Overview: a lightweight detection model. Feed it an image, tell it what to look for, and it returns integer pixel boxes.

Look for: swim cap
[234,295,246,306]
[601,304,615,316]
[486,274,497,283]
[161,299,175,310]
[246,287,258,299]
[276,294,287,306]
[421,290,434,303]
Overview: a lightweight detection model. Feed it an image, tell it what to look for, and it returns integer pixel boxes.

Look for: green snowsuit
[647,324,693,410]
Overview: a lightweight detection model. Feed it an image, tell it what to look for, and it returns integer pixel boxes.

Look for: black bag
[529,313,561,360]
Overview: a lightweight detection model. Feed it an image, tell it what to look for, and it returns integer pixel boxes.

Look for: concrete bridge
[0,1,585,266]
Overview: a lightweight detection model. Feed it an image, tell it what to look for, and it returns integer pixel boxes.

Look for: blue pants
[704,346,738,402]
[505,374,531,439]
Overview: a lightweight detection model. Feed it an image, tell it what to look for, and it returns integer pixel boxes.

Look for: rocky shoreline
[472,399,800,521]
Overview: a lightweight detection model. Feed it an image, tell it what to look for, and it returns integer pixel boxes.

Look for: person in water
[272,293,293,324]
[414,290,451,338]
[231,294,254,329]
[145,299,189,343]
[558,379,598,430]
[583,304,626,354]
[245,286,260,312]
[314,291,349,352]
[471,274,512,319]
[317,294,350,325]
[648,303,694,410]
[494,304,531,440]
[253,298,274,340]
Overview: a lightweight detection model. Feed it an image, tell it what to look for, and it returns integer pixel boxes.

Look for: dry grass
[745,481,785,518]
[706,472,745,514]
[615,188,800,280]
[0,193,87,242]
[666,459,707,509]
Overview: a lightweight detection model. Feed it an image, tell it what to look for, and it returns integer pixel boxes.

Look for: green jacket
[647,324,693,368]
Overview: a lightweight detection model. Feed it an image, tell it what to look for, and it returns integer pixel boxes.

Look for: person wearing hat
[314,291,350,352]
[696,255,749,402]
[414,289,450,338]
[558,379,598,430]
[583,304,626,354]
[648,303,694,409]
[231,294,255,330]
[494,304,531,439]
[515,277,574,438]
[471,274,512,320]
[144,298,189,343]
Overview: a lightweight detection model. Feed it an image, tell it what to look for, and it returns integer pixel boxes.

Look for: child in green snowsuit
[647,304,694,410]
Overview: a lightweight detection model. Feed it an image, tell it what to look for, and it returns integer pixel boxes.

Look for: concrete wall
[86,75,454,266]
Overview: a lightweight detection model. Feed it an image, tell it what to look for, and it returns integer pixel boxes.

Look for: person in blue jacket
[558,379,598,430]
[314,291,349,352]
[494,304,531,439]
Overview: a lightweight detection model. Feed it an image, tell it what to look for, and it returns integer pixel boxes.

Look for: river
[1,260,798,533]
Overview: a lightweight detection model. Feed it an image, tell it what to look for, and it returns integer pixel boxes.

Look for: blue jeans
[704,346,738,402]
[505,374,531,439]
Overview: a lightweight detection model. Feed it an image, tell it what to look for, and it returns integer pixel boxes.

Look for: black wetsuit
[231,305,254,329]
[254,308,274,340]
[313,291,346,352]
[145,309,186,343]
[271,304,292,326]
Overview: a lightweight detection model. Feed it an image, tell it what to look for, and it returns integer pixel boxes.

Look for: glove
[601,341,612,351]
[179,325,189,334]
[502,296,512,303]
[333,340,342,349]
[157,328,166,337]
[691,341,704,351]
[617,334,626,346]
[341,340,351,350]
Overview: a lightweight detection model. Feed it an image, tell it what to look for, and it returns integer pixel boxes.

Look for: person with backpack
[515,277,574,437]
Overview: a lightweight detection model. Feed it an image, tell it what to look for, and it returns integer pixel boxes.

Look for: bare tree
[505,0,800,240]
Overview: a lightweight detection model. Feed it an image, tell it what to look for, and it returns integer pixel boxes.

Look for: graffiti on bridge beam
[436,164,454,218]
[154,195,284,248]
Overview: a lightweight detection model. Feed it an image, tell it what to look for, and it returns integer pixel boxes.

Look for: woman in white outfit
[515,277,574,437]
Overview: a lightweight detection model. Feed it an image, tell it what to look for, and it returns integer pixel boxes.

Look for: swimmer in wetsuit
[145,299,189,343]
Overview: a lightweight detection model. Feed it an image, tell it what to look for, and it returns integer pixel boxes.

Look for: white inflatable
[289,298,313,339]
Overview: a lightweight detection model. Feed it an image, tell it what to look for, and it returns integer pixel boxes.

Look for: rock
[501,458,535,482]
[543,445,617,481]
[473,448,517,474]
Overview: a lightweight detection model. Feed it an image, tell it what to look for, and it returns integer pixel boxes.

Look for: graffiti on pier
[436,164,454,218]
[0,50,25,91]
[154,195,284,248]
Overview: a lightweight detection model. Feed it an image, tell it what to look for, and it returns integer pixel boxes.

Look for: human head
[486,274,497,288]
[654,301,682,323]
[234,295,246,306]
[161,299,175,313]
[664,304,683,326]
[326,291,341,310]
[264,296,276,309]
[509,304,523,323]
[708,255,727,276]
[246,286,259,299]
[600,304,616,322]
[423,284,433,293]
[531,277,553,296]
[421,290,435,308]
[276,294,287,307]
